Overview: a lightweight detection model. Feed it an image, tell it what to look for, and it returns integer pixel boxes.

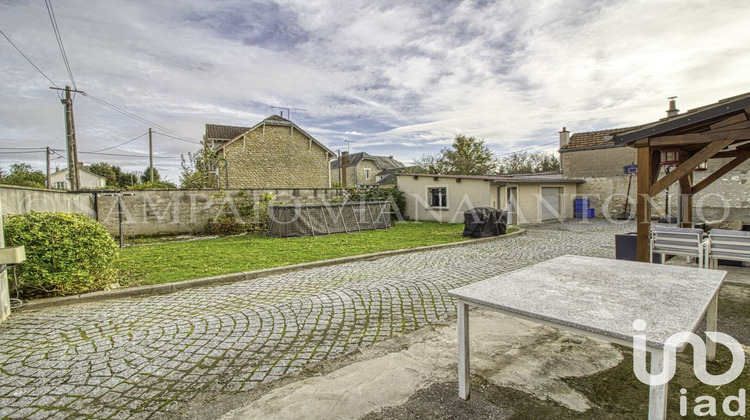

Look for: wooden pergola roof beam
[649,139,734,196]
[693,154,750,194]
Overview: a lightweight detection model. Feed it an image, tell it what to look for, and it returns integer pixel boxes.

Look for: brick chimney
[342,151,349,188]
[666,96,679,118]
[559,127,570,149]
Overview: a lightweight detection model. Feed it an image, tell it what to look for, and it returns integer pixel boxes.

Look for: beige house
[330,152,405,187]
[50,167,106,190]
[559,126,639,178]
[397,173,583,224]
[206,115,335,189]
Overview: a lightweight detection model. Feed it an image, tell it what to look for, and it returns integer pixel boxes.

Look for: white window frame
[427,186,448,209]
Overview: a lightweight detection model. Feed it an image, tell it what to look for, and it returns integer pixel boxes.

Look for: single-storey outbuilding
[396,173,584,224]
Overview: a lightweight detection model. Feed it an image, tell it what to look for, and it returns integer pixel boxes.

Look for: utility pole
[45,147,51,189]
[51,86,83,190]
[148,128,154,183]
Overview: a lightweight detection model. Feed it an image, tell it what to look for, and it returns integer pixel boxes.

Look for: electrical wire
[83,132,148,153]
[152,131,201,145]
[80,92,198,143]
[44,0,76,90]
[0,29,60,89]
[3,149,44,155]
[76,151,181,159]
[495,140,558,157]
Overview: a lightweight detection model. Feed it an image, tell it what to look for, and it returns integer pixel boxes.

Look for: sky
[1,0,749,184]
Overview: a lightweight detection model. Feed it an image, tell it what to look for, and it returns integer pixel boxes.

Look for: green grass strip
[116,222,474,286]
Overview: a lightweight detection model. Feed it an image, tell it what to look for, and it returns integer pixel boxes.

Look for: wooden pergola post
[636,145,660,262]
[613,94,750,264]
[678,174,693,229]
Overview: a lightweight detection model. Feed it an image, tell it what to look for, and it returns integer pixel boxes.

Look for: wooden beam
[712,150,750,159]
[649,123,750,147]
[710,113,748,130]
[636,146,656,262]
[711,120,750,134]
[678,174,693,228]
[650,139,734,196]
[634,138,649,148]
[693,154,750,194]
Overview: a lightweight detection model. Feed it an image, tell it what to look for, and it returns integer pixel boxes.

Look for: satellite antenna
[270,105,307,120]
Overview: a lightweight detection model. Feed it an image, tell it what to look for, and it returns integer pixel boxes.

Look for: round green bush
[3,211,119,298]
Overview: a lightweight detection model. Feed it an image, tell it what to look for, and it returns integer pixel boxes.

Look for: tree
[140,166,161,183]
[411,153,444,174]
[496,150,560,174]
[180,139,218,188]
[437,135,494,175]
[118,170,140,188]
[0,163,46,188]
[528,150,560,173]
[88,162,121,188]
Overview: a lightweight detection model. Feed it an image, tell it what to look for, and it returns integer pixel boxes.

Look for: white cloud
[1,0,749,182]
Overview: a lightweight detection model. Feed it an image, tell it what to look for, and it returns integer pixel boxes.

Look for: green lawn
[116,222,480,286]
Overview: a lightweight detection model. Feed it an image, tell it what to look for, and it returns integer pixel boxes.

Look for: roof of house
[375,167,401,185]
[205,124,252,142]
[612,91,750,146]
[51,167,106,180]
[561,126,643,151]
[207,115,334,156]
[330,152,405,170]
[397,172,584,184]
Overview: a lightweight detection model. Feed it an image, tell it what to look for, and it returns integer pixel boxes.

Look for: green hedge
[3,211,119,298]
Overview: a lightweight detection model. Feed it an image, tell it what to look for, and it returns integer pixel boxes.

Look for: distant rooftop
[331,152,405,170]
[560,126,643,151]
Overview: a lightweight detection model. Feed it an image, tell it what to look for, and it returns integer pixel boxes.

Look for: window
[428,187,447,208]
[54,181,66,189]
[365,168,371,181]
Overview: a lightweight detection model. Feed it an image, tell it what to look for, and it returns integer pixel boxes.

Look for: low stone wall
[575,162,750,222]
[95,188,345,237]
[1,187,345,237]
[0,185,94,218]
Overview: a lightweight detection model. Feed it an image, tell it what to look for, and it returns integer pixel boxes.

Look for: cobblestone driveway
[0,219,631,419]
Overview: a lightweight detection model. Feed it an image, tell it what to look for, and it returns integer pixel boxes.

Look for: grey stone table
[448,255,726,420]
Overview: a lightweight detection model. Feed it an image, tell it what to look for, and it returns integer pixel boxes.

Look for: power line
[152,131,201,145]
[77,151,181,159]
[83,132,149,153]
[0,146,48,150]
[0,150,46,155]
[0,29,60,89]
[44,0,76,90]
[79,92,197,143]
[495,140,558,157]
[50,149,66,160]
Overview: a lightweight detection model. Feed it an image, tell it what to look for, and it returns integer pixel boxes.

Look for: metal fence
[267,201,392,237]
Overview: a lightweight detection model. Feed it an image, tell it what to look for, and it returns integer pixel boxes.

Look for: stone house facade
[207,115,335,189]
[330,152,405,188]
[559,106,750,222]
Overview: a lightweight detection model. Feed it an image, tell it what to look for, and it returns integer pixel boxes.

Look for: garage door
[541,187,561,221]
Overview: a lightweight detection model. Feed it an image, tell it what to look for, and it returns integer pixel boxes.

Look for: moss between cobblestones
[116,222,482,286]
